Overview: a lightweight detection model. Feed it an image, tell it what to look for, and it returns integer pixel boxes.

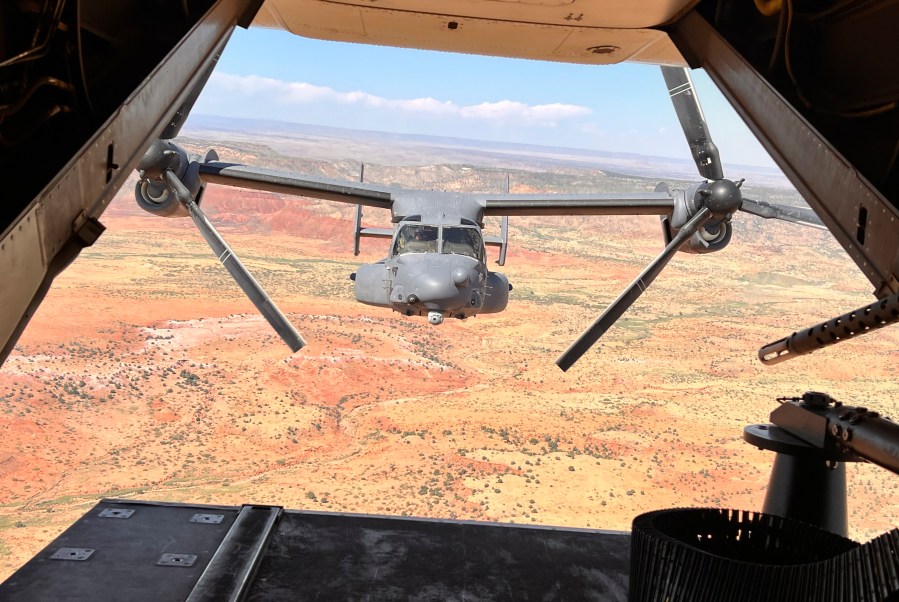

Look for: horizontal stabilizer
[353,201,393,256]
[484,214,509,266]
[359,228,393,238]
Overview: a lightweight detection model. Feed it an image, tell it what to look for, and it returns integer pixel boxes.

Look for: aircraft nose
[394,256,483,312]
[417,264,479,309]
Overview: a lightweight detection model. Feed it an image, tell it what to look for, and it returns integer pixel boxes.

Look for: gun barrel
[760,292,899,365]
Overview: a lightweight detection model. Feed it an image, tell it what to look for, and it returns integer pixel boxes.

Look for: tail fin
[352,164,392,253]
[484,173,510,265]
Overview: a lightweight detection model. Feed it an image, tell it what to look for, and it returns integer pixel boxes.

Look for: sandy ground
[1,185,898,579]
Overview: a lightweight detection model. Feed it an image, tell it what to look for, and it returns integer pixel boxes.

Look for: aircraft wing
[480,193,675,216]
[199,162,395,210]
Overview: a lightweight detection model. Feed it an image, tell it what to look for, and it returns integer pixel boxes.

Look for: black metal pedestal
[762,452,847,536]
[744,423,852,536]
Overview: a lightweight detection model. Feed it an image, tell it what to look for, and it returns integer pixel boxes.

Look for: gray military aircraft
[133,66,823,370]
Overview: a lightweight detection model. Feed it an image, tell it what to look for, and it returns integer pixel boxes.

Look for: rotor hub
[137,139,188,181]
[700,179,743,219]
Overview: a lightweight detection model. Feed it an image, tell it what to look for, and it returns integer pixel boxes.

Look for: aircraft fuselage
[353,217,510,324]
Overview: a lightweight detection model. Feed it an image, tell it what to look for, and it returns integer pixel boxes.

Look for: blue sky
[191,26,778,168]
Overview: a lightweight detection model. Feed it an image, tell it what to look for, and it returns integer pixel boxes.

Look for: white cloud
[209,72,590,125]
[460,100,591,126]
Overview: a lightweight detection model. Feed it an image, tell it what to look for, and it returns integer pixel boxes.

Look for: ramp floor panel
[1,499,630,601]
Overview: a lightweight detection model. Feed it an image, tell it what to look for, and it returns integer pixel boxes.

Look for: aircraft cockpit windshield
[392,224,485,261]
[441,226,484,262]
[393,224,439,255]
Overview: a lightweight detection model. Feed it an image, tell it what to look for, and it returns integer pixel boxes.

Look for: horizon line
[183,113,787,175]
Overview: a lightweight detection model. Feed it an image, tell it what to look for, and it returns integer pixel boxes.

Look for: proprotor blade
[740,197,826,229]
[164,171,305,352]
[556,206,712,371]
[661,66,724,181]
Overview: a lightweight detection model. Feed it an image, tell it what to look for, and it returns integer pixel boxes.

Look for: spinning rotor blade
[740,197,825,229]
[556,206,712,372]
[661,66,724,181]
[164,170,305,353]
[199,162,394,209]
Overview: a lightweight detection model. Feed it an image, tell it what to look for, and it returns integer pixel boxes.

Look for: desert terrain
[1,123,898,579]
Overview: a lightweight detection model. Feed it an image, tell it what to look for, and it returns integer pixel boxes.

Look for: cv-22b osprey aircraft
[134,66,823,371]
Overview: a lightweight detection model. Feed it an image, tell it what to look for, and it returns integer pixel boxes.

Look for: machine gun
[630,392,899,601]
